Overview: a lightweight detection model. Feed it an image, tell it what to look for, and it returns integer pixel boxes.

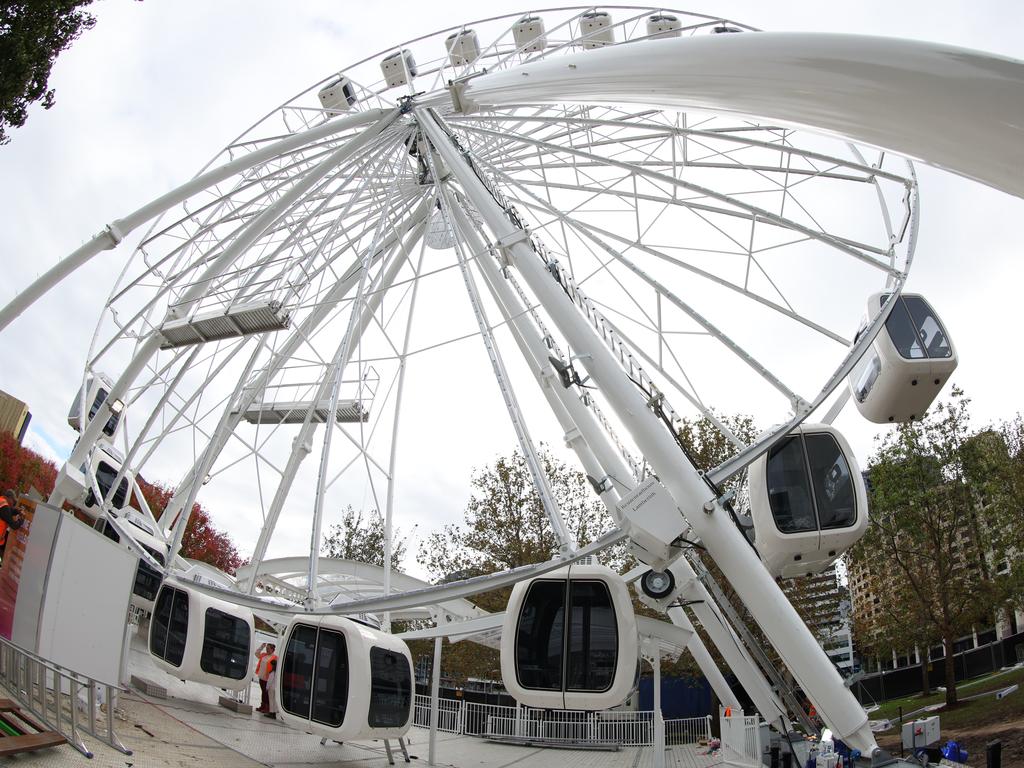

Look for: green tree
[855,388,999,707]
[414,447,621,684]
[321,506,409,568]
[417,447,622,593]
[960,416,1024,616]
[0,1,97,144]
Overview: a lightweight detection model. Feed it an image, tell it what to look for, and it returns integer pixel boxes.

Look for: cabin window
[200,608,250,680]
[133,559,162,602]
[150,586,189,667]
[565,580,617,692]
[282,624,317,718]
[100,521,163,600]
[517,578,619,693]
[95,461,129,509]
[311,629,348,727]
[86,387,120,436]
[805,434,856,529]
[368,647,412,728]
[882,294,952,361]
[515,579,565,690]
[766,436,817,533]
[902,296,952,359]
[883,297,926,359]
[854,351,882,403]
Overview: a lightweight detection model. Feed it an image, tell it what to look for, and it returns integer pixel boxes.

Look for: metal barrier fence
[0,635,131,758]
[720,713,762,768]
[413,694,711,747]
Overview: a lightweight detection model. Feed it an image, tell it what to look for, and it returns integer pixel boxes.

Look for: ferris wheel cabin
[501,563,638,711]
[748,424,868,579]
[646,14,682,39]
[277,615,414,741]
[148,584,255,691]
[512,15,546,52]
[380,50,417,89]
[446,29,481,67]
[67,371,122,438]
[580,11,614,48]
[317,76,357,113]
[849,292,957,423]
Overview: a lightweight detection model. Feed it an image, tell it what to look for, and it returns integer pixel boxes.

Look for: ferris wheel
[10,5,1024,759]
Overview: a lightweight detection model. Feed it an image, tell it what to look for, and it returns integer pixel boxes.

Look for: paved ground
[0,630,722,768]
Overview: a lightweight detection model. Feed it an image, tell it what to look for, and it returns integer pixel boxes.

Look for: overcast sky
[1,1,1022,577]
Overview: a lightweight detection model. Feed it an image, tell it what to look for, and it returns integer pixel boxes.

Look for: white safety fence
[413,694,711,747]
[720,712,762,768]
[0,634,131,758]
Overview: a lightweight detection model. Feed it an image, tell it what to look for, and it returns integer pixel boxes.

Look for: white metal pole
[450,184,784,725]
[0,109,393,333]
[381,218,431,631]
[666,606,739,710]
[419,108,877,755]
[653,647,665,768]
[429,637,442,766]
[435,182,573,552]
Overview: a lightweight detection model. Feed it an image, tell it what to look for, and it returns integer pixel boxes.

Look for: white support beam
[459,33,1024,199]
[419,106,879,755]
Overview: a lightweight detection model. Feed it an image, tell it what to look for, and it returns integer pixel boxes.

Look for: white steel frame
[7,7,1023,763]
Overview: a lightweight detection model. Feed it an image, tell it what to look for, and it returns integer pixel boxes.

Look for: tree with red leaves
[0,431,243,575]
[0,432,57,496]
[137,477,244,575]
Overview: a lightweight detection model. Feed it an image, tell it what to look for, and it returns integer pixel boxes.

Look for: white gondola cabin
[277,615,413,741]
[53,443,133,518]
[149,584,254,691]
[67,371,121,438]
[318,76,356,113]
[380,50,417,88]
[445,29,480,66]
[647,14,682,38]
[500,563,638,710]
[580,11,614,48]
[748,424,868,579]
[513,15,546,53]
[849,293,957,423]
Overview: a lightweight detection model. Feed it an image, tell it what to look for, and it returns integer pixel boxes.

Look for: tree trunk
[919,653,931,697]
[942,635,958,707]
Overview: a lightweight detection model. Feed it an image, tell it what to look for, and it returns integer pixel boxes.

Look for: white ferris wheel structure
[3,6,1023,763]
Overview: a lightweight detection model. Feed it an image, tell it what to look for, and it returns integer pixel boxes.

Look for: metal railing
[666,714,713,745]
[413,694,712,748]
[720,712,762,768]
[0,635,131,758]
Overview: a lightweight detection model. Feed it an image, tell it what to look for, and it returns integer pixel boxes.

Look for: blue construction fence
[638,675,713,718]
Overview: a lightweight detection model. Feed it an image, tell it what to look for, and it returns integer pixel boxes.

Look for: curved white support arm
[0,109,391,333]
[461,33,1024,199]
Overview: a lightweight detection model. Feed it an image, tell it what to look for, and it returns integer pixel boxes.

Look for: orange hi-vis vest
[0,498,10,546]
[256,651,278,681]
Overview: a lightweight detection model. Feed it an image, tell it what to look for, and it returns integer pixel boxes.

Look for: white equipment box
[901,716,941,749]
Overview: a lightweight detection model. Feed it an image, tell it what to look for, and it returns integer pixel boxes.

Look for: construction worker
[254,642,277,714]
[0,490,25,565]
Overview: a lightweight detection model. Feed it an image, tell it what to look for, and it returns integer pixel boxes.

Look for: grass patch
[870,665,1024,723]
